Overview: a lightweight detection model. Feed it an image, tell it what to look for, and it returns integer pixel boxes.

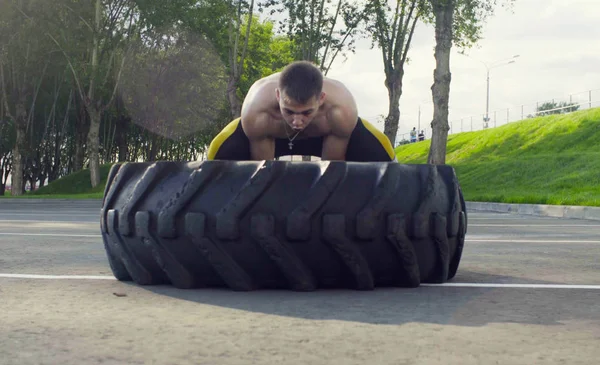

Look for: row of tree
[0,0,513,196]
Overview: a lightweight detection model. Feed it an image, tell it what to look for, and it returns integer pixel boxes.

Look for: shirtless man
[207,61,396,162]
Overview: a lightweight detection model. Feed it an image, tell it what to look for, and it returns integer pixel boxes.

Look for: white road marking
[469,217,547,219]
[422,283,600,289]
[0,213,98,216]
[0,233,101,238]
[470,224,600,227]
[0,273,598,289]
[0,273,115,280]
[1,232,600,244]
[468,239,600,243]
[0,220,95,224]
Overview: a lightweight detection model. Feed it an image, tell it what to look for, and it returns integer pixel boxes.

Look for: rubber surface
[100,160,467,291]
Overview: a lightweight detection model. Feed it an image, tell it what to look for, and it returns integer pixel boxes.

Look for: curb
[466,201,600,221]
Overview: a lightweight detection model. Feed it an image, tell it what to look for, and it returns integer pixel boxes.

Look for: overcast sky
[291,0,600,139]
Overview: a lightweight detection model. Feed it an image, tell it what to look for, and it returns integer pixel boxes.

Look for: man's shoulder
[240,76,279,139]
[322,78,358,137]
[326,105,357,137]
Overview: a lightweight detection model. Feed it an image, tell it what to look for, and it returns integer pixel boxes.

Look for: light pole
[462,53,520,128]
[482,55,520,127]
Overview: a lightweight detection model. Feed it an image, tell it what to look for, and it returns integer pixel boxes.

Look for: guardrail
[395,88,599,146]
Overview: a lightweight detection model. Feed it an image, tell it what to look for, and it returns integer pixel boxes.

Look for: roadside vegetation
[2,165,111,199]
[4,107,600,206]
[395,108,600,207]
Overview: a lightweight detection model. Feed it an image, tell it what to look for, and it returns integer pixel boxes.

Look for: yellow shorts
[207,117,396,162]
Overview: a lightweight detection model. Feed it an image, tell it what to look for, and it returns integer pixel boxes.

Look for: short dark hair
[278,61,323,104]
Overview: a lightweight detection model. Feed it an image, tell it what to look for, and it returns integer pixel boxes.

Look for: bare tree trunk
[10,95,29,196]
[1,151,12,194]
[2,60,37,196]
[85,0,102,188]
[227,0,254,119]
[427,0,454,165]
[73,101,88,171]
[50,128,62,183]
[87,106,101,187]
[383,70,403,145]
[73,135,86,171]
[114,94,129,162]
[368,0,421,147]
[116,116,129,161]
[148,133,159,161]
[11,128,25,196]
[25,149,42,192]
[227,76,242,119]
[0,154,6,194]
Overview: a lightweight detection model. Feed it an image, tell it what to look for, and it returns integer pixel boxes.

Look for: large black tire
[100,160,467,291]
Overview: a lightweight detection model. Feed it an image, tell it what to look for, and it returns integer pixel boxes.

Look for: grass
[395,107,600,207]
[1,164,113,199]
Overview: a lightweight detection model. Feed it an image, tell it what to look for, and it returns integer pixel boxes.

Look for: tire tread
[100,161,468,291]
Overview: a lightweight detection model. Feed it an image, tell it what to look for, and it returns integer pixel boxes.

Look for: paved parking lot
[1,199,599,365]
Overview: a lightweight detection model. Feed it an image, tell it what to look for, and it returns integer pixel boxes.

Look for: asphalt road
[0,199,599,365]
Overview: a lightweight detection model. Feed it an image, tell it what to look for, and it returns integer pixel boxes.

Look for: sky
[267,0,600,140]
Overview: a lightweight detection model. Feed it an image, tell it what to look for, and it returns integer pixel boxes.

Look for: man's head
[276,61,326,131]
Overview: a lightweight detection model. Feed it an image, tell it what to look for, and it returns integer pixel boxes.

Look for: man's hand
[321,106,357,161]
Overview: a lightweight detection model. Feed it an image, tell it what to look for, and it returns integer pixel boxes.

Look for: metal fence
[395,88,599,146]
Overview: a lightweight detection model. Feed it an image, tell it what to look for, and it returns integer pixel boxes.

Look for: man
[207,61,396,162]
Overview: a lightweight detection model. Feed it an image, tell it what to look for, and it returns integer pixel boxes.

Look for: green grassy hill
[2,164,113,199]
[395,108,600,206]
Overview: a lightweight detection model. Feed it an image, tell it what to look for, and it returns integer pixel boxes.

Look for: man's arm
[320,107,357,161]
[248,135,275,160]
[241,113,276,160]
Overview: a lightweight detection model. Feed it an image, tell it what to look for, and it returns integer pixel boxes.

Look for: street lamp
[482,55,520,128]
[461,53,520,128]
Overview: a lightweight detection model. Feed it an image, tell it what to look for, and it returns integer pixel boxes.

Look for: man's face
[276,89,325,131]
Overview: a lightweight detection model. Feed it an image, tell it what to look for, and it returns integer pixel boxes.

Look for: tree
[48,0,136,187]
[536,100,580,116]
[425,0,515,164]
[426,0,453,165]
[238,16,296,95]
[226,0,256,119]
[0,0,55,195]
[364,0,426,146]
[264,0,366,75]
[184,0,282,119]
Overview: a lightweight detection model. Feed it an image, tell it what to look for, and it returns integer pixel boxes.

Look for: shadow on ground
[128,270,600,328]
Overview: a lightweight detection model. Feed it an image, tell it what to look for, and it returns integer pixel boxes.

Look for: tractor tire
[100,160,467,291]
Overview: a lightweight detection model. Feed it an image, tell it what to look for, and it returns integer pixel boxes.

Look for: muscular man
[207,61,396,162]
